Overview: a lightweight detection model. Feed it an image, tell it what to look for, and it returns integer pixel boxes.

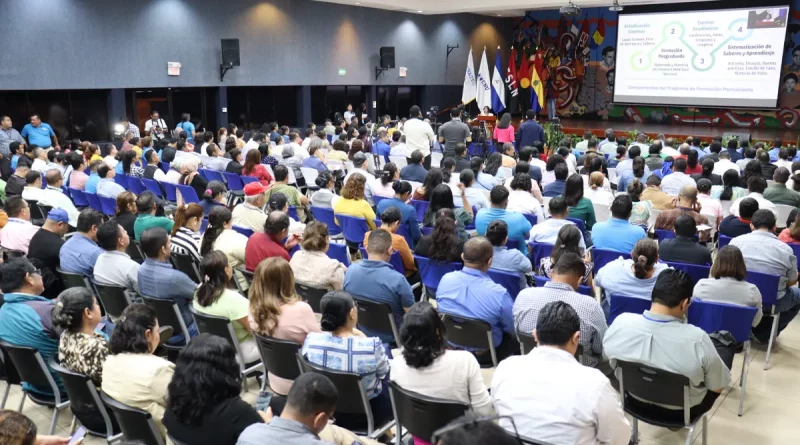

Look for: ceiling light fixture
[610,0,624,12]
[417,10,423,13]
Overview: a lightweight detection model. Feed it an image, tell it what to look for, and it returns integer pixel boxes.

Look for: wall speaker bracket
[375,66,389,81]
[220,63,235,82]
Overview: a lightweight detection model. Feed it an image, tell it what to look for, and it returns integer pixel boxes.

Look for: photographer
[438,106,472,159]
[144,110,168,141]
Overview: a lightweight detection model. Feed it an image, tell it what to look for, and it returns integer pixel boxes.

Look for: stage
[554,118,800,145]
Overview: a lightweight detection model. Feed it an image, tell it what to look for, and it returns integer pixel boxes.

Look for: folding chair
[516,330,537,355]
[99,196,117,216]
[326,242,351,266]
[664,261,710,286]
[718,234,732,249]
[126,176,146,195]
[159,181,178,202]
[775,204,794,229]
[527,242,554,268]
[176,184,201,204]
[414,256,462,296]
[253,334,302,393]
[311,206,342,237]
[388,381,468,445]
[50,359,121,441]
[25,200,46,225]
[232,225,254,238]
[336,214,370,245]
[745,270,781,370]
[114,174,128,188]
[56,267,92,291]
[487,268,522,300]
[440,313,498,368]
[295,282,327,313]
[170,251,202,283]
[351,295,402,346]
[566,217,586,233]
[410,200,429,223]
[608,293,651,324]
[85,193,103,212]
[593,202,611,223]
[202,169,227,185]
[592,248,631,273]
[141,178,165,199]
[100,391,165,445]
[94,284,132,321]
[139,295,192,351]
[522,213,538,227]
[655,229,676,243]
[70,188,90,207]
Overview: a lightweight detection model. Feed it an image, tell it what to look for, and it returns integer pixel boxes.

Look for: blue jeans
[548,98,557,120]
[753,287,800,341]
[167,321,199,346]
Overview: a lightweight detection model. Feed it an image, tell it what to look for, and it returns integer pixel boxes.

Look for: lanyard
[642,313,678,324]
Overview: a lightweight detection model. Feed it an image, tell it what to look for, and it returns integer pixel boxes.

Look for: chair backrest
[608,294,651,324]
[791,243,800,270]
[310,206,342,236]
[566,217,586,233]
[94,284,132,320]
[203,169,227,184]
[125,177,144,194]
[504,239,520,251]
[127,241,145,262]
[359,246,405,275]
[616,359,690,414]
[140,178,164,198]
[70,188,90,207]
[295,282,327,313]
[517,330,537,354]
[0,341,58,394]
[522,213,538,227]
[231,225,254,238]
[410,199,429,223]
[441,313,493,352]
[114,174,128,188]
[389,155,408,169]
[287,206,299,221]
[654,229,676,243]
[776,204,795,229]
[159,181,177,201]
[351,295,400,345]
[240,175,258,185]
[688,300,758,344]
[297,354,369,416]
[745,270,780,307]
[50,359,115,437]
[159,162,170,174]
[593,202,611,222]
[718,234,732,249]
[592,248,631,272]
[188,307,239,350]
[222,172,245,191]
[532,275,592,297]
[326,242,351,266]
[100,391,165,445]
[0,344,23,386]
[26,200,45,223]
[663,261,710,285]
[414,256,462,292]
[487,268,522,300]
[299,167,320,189]
[56,267,91,290]
[170,252,202,283]
[176,184,200,204]
[336,214,370,244]
[528,242,554,267]
[253,334,302,383]
[85,193,103,212]
[140,296,189,345]
[99,196,117,216]
[389,381,468,443]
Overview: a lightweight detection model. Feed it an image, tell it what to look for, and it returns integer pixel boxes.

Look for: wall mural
[513,4,800,129]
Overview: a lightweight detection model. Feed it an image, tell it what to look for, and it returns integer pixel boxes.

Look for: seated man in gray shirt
[604,269,732,420]
[94,220,140,294]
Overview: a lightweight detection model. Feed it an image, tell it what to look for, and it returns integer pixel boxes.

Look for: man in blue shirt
[302,144,329,173]
[176,114,196,144]
[374,130,392,163]
[515,109,545,152]
[436,237,517,363]
[21,114,58,149]
[486,220,532,291]
[724,139,743,162]
[476,186,533,255]
[768,137,783,162]
[59,208,104,277]
[96,164,126,199]
[343,229,414,345]
[84,160,102,194]
[399,150,428,183]
[591,195,647,253]
[137,226,199,345]
[542,163,569,197]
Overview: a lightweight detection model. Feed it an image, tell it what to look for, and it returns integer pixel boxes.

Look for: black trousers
[474,332,520,367]
[423,154,432,170]
[625,391,721,424]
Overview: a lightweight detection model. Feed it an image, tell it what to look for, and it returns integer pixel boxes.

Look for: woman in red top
[242,149,273,186]
[779,209,800,244]
[492,113,515,145]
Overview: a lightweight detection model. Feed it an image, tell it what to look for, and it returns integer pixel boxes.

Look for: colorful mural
[513,5,800,130]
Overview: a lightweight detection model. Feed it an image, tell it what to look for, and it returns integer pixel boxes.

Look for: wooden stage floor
[555,118,799,144]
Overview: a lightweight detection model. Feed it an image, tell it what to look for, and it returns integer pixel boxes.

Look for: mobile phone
[68,426,87,445]
[255,391,272,412]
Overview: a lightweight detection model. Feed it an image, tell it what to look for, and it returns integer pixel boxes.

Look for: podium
[471,116,496,140]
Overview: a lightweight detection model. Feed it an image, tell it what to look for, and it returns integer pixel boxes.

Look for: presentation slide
[614,6,790,108]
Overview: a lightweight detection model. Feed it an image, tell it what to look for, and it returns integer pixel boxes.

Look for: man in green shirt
[133,191,174,240]
[263,165,309,221]
[763,167,800,208]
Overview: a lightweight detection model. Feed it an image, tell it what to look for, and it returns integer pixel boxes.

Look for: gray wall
[0,0,513,90]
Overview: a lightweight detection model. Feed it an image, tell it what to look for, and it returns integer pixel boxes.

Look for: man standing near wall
[438,107,472,159]
[516,109,545,152]
[21,114,58,150]
[404,105,435,169]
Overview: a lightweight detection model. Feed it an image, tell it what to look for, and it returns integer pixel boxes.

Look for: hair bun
[392,181,403,193]
[637,255,647,264]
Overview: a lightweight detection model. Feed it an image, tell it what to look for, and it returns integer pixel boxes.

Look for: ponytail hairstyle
[627,178,644,202]
[381,162,397,186]
[392,180,412,199]
[195,251,230,307]
[121,150,136,175]
[201,206,232,255]
[319,291,355,332]
[632,156,646,179]
[172,203,204,236]
[203,180,227,203]
[550,224,583,265]
[720,169,739,201]
[700,158,714,178]
[631,238,659,279]
[109,304,158,355]
[51,288,96,333]
[589,171,604,190]
[687,149,699,169]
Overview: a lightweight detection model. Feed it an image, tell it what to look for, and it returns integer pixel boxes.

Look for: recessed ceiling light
[417,10,423,13]
[355,2,360,4]
[496,14,502,16]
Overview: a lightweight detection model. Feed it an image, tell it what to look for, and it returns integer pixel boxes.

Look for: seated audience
[290,221,347,291]
[476,186,532,255]
[94,220,140,293]
[528,197,587,249]
[134,191,174,240]
[659,215,712,265]
[310,171,339,209]
[202,206,248,269]
[333,172,377,231]
[143,150,168,181]
[138,227,199,344]
[96,164,125,199]
[542,163,568,197]
[696,178,723,226]
[59,208,104,277]
[690,158,721,186]
[412,168,443,201]
[0,407,75,445]
[264,165,309,221]
[364,207,416,278]
[731,209,800,343]
[113,191,137,239]
[713,150,740,176]
[200,180,228,216]
[538,224,593,286]
[345,229,414,343]
[192,251,258,363]
[226,149,244,175]
[424,183,473,240]
[660,158,696,196]
[764,167,800,207]
[654,185,709,241]
[505,172,544,222]
[41,170,80,227]
[400,150,428,183]
[169,202,204,262]
[5,158,29,197]
[67,154,90,189]
[302,291,392,430]
[486,220,532,290]
[53,288,108,388]
[592,195,647,252]
[267,192,305,235]
[494,300,628,444]
[730,176,777,217]
[436,237,517,363]
[415,209,465,263]
[779,209,800,244]
[245,211,299,271]
[0,196,40,254]
[232,182,269,232]
[710,169,747,201]
[242,149,273,186]
[616,156,650,194]
[719,197,758,238]
[604,270,732,421]
[21,170,44,202]
[164,334,265,445]
[595,238,669,316]
[584,171,614,206]
[694,245,762,327]
[203,143,231,172]
[640,175,675,210]
[562,174,596,231]
[373,162,398,198]
[376,180,422,247]
[456,169,490,211]
[27,208,69,298]
[102,304,175,436]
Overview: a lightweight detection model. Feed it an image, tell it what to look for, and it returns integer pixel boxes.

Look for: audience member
[424,182,473,239]
[53,288,108,389]
[584,171,614,207]
[538,224,593,286]
[333,172,377,235]
[96,164,125,199]
[719,197,758,238]
[456,169,490,211]
[0,196,40,253]
[712,151,739,176]
[6,159,30,197]
[59,208,104,276]
[764,167,800,207]
[341,152,378,206]
[542,163,568,197]
[264,165,309,221]
[711,169,747,201]
[376,180,422,247]
[400,150,428,183]
[592,195,647,252]
[658,215,712,265]
[694,178,723,227]
[471,156,499,190]
[245,211,299,270]
[232,182,269,232]
[0,410,73,445]
[290,221,347,291]
[654,185,710,241]
[563,174,596,232]
[626,178,652,226]
[113,191,137,239]
[758,150,777,179]
[486,220,532,290]
[693,245,762,327]
[434,415,521,445]
[505,172,544,222]
[202,206,248,269]
[310,170,339,209]
[476,186,532,255]
[528,197,587,249]
[660,158,696,195]
[595,238,669,316]
[413,168,443,201]
[242,149,273,186]
[730,176,777,218]
[731,209,800,343]
[27,208,69,298]
[779,209,800,244]
[267,192,305,235]
[200,180,228,216]
[134,191,174,240]
[414,208,465,263]
[94,220,140,293]
[640,175,674,210]
[40,170,80,227]
[170,203,203,262]
[604,270,732,421]
[21,170,44,202]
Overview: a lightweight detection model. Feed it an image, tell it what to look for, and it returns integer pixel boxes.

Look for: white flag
[461,48,477,105]
[476,48,492,111]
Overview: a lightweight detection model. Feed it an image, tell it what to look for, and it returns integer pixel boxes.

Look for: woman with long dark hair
[542,154,565,187]
[374,162,398,198]
[414,208,464,263]
[170,203,204,261]
[115,191,137,239]
[492,113,514,145]
[391,302,494,420]
[201,206,248,269]
[164,334,267,445]
[192,251,258,362]
[711,169,747,201]
[423,184,472,239]
[616,156,649,192]
[471,157,498,190]
[347,139,364,160]
[242,149,273,186]
[200,180,228,216]
[685,149,702,175]
[538,224,593,286]
[563,174,596,231]
[483,152,504,178]
[691,158,722,185]
[121,149,144,177]
[626,178,652,227]
[412,168,443,201]
[53,288,107,386]
[741,160,761,187]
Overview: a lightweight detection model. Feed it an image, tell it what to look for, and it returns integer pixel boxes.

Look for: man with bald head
[654,185,710,241]
[436,236,518,363]
[39,169,79,227]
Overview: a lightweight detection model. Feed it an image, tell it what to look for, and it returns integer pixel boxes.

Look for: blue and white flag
[461,48,477,104]
[491,48,506,114]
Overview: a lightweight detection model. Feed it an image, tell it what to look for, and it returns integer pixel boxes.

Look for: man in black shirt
[516,146,543,184]
[454,142,471,173]
[27,208,69,298]
[719,197,758,238]
[6,157,30,198]
[160,137,178,163]
[659,215,713,266]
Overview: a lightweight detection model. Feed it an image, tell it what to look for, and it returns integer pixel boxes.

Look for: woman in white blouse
[506,171,545,223]
[200,206,248,269]
[391,302,495,422]
[503,161,543,204]
[290,221,347,290]
[584,172,615,207]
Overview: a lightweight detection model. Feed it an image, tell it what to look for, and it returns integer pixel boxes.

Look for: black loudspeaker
[221,39,240,67]
[380,47,395,69]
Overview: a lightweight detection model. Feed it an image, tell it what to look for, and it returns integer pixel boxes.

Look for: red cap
[243,182,269,196]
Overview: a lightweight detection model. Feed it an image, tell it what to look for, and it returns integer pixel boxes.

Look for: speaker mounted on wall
[220,38,240,82]
[376,46,396,80]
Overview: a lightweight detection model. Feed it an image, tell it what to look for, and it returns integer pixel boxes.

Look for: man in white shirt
[629,132,650,153]
[232,183,268,233]
[94,220,140,293]
[96,164,126,199]
[712,151,739,176]
[493,300,630,445]
[660,158,696,196]
[695,178,723,226]
[528,197,586,250]
[21,171,45,203]
[389,133,411,158]
[343,152,378,206]
[203,143,231,172]
[615,145,651,177]
[730,176,777,217]
[574,131,592,154]
[403,105,435,169]
[243,132,265,157]
[30,147,49,173]
[661,137,680,158]
[143,110,168,141]
[39,170,79,228]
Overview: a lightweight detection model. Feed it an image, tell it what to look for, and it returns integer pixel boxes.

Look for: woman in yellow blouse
[333,173,376,230]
